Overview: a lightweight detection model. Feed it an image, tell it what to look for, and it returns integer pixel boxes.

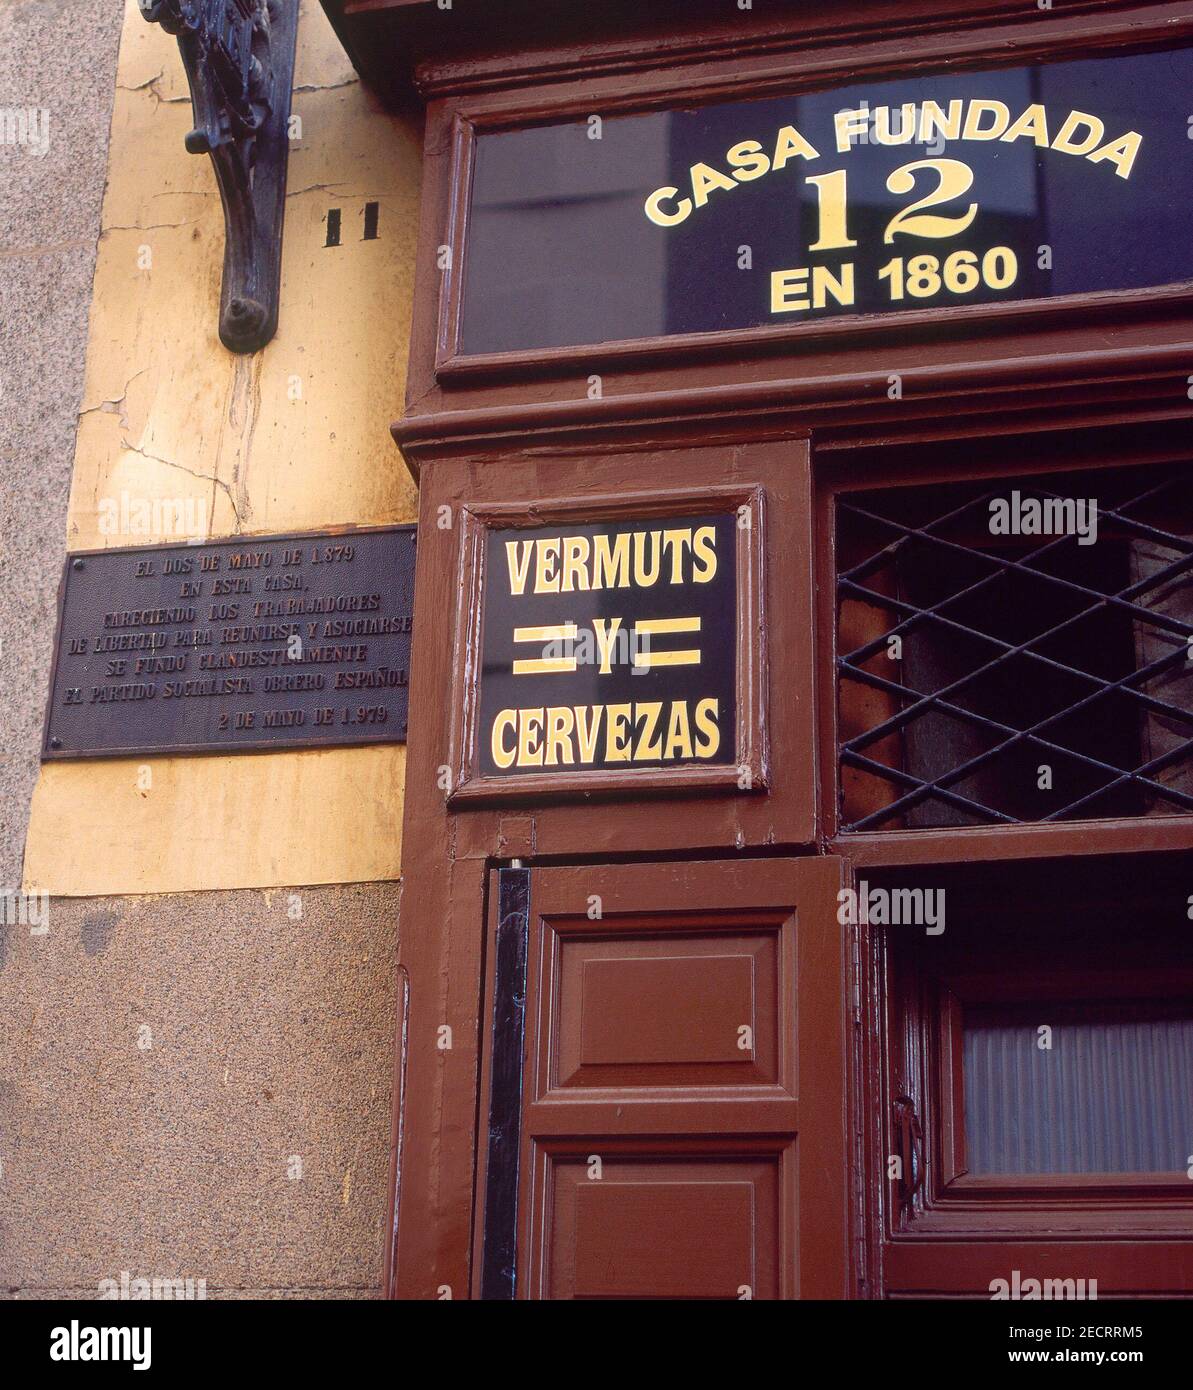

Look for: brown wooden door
[475,856,849,1299]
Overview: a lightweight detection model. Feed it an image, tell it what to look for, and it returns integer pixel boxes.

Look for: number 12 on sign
[770,158,1021,314]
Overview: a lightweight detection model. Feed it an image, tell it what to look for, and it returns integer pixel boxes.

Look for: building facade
[3,0,1192,1300]
[3,0,418,1300]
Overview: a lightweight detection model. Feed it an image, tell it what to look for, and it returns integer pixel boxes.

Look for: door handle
[892,1093,925,1204]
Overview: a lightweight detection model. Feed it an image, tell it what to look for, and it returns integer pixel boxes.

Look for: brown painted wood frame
[385,273,1193,1306]
[381,0,1193,1303]
[880,942,1193,1295]
[816,428,1193,1297]
[386,339,1193,1307]
[934,970,1193,1202]
[330,0,1157,103]
[411,439,818,859]
[466,857,850,1300]
[815,423,1193,866]
[446,484,767,803]
[386,439,819,1301]
[397,0,1193,425]
[333,0,1178,104]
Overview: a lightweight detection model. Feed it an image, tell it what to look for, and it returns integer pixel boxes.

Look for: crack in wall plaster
[120,441,243,528]
[294,78,360,93]
[117,69,190,108]
[102,220,201,233]
[217,353,263,530]
[77,368,149,435]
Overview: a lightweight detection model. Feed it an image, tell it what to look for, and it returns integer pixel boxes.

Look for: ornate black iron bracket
[139,0,298,353]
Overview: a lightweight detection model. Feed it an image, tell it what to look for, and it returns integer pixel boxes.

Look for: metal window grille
[836,463,1193,831]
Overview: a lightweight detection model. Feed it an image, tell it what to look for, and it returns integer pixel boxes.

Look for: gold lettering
[644,185,691,227]
[512,623,578,676]
[772,124,819,169]
[962,100,1010,140]
[561,535,591,592]
[1052,109,1104,157]
[604,704,633,762]
[874,103,917,146]
[593,532,631,589]
[663,702,694,760]
[491,710,517,769]
[814,262,855,308]
[662,528,692,583]
[593,617,624,675]
[727,139,770,182]
[635,617,702,667]
[635,702,664,760]
[1089,130,1141,179]
[834,108,870,153]
[516,708,544,767]
[544,705,575,766]
[504,540,533,597]
[534,538,561,594]
[695,697,721,758]
[918,100,962,144]
[632,530,662,587]
[575,705,601,763]
[692,525,718,582]
[690,161,738,207]
[1001,103,1049,147]
[771,266,810,313]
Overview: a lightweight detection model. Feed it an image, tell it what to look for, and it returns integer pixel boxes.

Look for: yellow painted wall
[23,0,421,896]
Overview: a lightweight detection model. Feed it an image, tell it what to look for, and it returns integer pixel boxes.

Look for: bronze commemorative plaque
[42,526,415,759]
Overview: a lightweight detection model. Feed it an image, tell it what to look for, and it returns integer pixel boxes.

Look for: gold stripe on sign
[634,616,702,668]
[512,623,579,675]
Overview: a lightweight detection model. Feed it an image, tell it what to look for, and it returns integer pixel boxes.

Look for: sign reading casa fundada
[644,95,1141,316]
[460,48,1193,353]
[476,514,737,779]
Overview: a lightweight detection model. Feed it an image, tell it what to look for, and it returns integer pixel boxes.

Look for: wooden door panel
[544,1151,783,1300]
[485,856,847,1299]
[549,918,781,1091]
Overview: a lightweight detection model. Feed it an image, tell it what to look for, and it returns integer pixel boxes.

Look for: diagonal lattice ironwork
[836,464,1193,831]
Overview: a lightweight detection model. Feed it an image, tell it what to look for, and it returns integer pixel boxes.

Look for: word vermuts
[490,524,725,771]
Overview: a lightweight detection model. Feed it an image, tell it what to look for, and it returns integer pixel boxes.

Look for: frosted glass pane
[963,1004,1193,1174]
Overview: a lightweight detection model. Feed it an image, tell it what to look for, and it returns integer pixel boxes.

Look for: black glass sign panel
[478,515,736,778]
[461,47,1193,354]
[43,528,414,757]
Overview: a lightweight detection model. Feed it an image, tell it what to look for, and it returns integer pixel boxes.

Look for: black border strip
[480,865,532,1300]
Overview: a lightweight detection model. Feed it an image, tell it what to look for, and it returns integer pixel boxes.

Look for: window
[962,998,1193,1175]
[878,853,1193,1241]
[837,462,1193,831]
